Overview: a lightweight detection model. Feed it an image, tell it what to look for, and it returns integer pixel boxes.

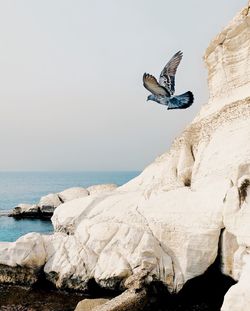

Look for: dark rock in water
[9,204,40,219]
[9,204,53,220]
[9,193,61,219]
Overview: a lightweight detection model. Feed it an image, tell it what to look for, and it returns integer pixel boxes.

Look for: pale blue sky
[0,0,246,171]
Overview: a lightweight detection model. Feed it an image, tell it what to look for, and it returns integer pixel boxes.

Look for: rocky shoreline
[0,259,235,311]
[8,184,118,219]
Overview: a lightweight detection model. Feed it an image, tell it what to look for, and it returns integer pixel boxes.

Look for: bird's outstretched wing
[143,73,169,96]
[159,51,183,95]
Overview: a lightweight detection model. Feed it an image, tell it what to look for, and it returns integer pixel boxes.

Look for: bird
[143,51,194,109]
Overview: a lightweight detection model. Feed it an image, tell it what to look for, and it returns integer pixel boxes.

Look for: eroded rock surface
[86,184,118,196]
[58,187,89,203]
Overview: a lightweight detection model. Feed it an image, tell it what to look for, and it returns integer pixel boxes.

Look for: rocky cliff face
[200,3,250,119]
[0,3,249,310]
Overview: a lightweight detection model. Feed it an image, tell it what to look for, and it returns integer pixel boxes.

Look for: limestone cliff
[200,3,250,119]
[0,3,249,311]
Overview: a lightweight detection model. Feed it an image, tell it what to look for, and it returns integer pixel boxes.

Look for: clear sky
[0,0,247,171]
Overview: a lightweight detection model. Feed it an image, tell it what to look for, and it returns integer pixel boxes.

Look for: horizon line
[0,170,141,173]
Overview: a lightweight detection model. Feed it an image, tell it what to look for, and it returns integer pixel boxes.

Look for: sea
[0,171,139,242]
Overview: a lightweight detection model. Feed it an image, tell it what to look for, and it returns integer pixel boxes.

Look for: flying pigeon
[143,51,194,109]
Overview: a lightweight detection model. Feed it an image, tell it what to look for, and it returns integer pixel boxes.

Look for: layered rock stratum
[0,3,250,310]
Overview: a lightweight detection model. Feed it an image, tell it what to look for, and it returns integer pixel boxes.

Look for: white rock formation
[58,187,89,202]
[197,3,250,120]
[86,184,118,196]
[0,233,46,285]
[221,255,250,311]
[0,3,250,310]
[0,233,46,268]
[38,193,62,214]
[9,185,117,218]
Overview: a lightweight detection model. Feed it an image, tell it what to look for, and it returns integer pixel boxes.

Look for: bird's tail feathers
[168,91,194,109]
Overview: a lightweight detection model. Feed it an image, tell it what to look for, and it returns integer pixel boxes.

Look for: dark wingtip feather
[186,91,194,104]
[176,50,183,57]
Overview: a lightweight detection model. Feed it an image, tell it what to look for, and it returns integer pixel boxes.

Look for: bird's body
[143,51,194,109]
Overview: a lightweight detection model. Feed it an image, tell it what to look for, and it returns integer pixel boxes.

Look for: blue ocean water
[0,171,139,242]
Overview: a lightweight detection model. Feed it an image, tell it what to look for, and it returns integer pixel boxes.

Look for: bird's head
[147,94,155,102]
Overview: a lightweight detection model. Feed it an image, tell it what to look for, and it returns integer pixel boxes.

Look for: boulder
[75,269,149,311]
[92,289,147,311]
[38,193,62,216]
[75,298,110,311]
[0,233,46,285]
[58,187,89,203]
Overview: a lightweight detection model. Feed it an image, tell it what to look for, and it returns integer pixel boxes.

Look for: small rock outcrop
[10,204,39,218]
[9,184,118,219]
[0,233,45,285]
[38,193,62,217]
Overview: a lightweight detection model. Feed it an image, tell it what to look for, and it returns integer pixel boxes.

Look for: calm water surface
[0,171,139,242]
